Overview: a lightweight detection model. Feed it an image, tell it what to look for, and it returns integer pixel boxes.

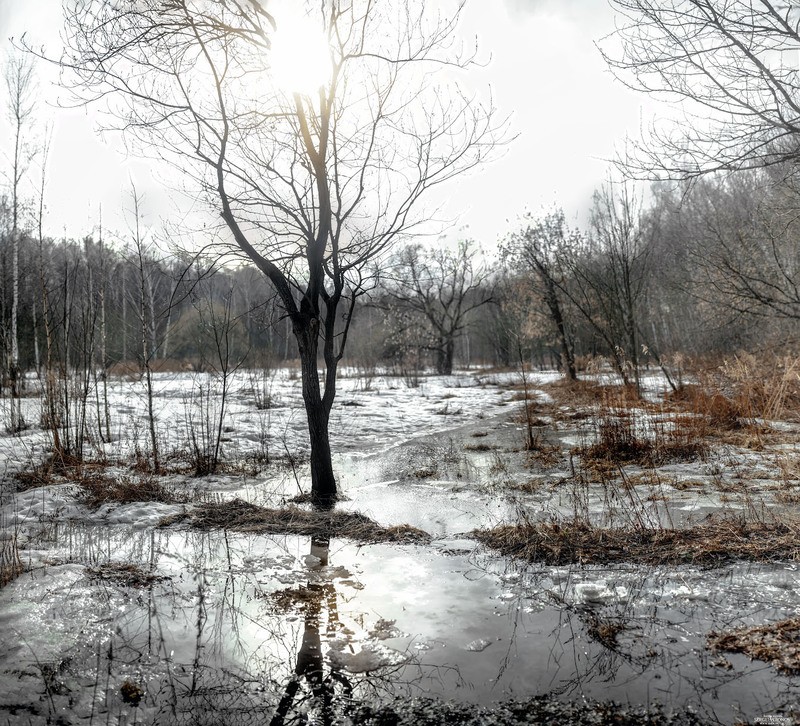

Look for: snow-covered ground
[0,367,798,724]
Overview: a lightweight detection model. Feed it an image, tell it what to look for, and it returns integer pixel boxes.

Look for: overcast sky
[0,0,657,246]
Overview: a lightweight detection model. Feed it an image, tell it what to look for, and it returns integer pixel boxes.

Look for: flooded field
[1,368,799,724]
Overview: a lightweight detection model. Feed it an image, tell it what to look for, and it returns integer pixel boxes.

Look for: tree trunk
[436,338,455,376]
[542,277,577,381]
[295,323,336,505]
[121,270,128,361]
[9,229,19,400]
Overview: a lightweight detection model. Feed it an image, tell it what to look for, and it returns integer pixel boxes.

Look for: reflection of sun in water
[269,2,332,96]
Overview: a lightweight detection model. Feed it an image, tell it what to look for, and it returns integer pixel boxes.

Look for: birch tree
[4,54,36,430]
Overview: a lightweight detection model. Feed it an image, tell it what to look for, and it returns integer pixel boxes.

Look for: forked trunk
[542,275,577,381]
[296,324,337,506]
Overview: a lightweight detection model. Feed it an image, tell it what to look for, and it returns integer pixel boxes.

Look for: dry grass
[15,453,99,490]
[184,499,430,544]
[464,442,495,452]
[719,354,800,423]
[107,358,193,377]
[0,535,23,588]
[545,379,643,408]
[79,473,179,509]
[14,457,180,510]
[663,355,800,444]
[585,613,626,650]
[578,409,707,469]
[708,616,800,674]
[665,385,744,431]
[526,441,563,468]
[87,562,168,588]
[473,516,800,566]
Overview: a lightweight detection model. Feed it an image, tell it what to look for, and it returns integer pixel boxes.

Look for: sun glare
[269,3,332,96]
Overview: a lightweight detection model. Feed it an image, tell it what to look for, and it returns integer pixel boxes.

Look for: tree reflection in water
[270,535,353,726]
[2,521,799,725]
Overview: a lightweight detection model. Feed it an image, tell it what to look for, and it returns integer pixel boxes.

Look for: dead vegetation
[473,516,800,566]
[13,451,186,508]
[182,499,431,544]
[348,695,705,726]
[119,679,145,707]
[541,356,800,455]
[86,562,168,588]
[0,534,23,588]
[268,584,322,613]
[578,409,707,469]
[545,379,642,409]
[585,613,627,650]
[464,442,494,452]
[78,472,180,509]
[708,616,800,674]
[14,453,105,491]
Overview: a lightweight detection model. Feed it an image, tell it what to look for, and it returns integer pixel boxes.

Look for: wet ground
[1,369,799,724]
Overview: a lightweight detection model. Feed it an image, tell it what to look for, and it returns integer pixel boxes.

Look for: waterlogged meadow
[1,366,799,725]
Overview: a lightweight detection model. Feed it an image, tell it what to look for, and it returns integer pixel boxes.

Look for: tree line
[3,166,797,396]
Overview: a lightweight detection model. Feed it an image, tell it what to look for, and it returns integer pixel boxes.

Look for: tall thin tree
[5,53,36,430]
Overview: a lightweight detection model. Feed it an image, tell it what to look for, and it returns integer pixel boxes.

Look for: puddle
[2,369,800,724]
[2,521,799,724]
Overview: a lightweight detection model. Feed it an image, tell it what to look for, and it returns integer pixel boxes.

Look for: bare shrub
[579,405,707,469]
[0,533,23,588]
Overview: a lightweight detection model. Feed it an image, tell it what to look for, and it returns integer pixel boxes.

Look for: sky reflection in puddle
[1,521,798,724]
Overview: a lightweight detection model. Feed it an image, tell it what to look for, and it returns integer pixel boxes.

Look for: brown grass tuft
[579,409,707,469]
[79,473,178,509]
[545,379,642,408]
[465,443,494,452]
[666,385,744,430]
[87,562,168,588]
[708,617,800,674]
[0,535,23,588]
[473,516,800,566]
[15,453,96,490]
[184,499,430,544]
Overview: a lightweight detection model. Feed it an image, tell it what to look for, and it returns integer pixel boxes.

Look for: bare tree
[382,241,494,376]
[603,0,800,178]
[503,208,579,381]
[53,0,506,504]
[586,182,652,390]
[548,185,653,387]
[657,169,800,321]
[4,53,36,430]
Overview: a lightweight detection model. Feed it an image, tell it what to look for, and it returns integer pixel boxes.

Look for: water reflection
[270,536,351,725]
[1,521,799,724]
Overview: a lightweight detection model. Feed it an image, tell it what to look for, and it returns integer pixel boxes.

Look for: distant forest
[2,164,799,390]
